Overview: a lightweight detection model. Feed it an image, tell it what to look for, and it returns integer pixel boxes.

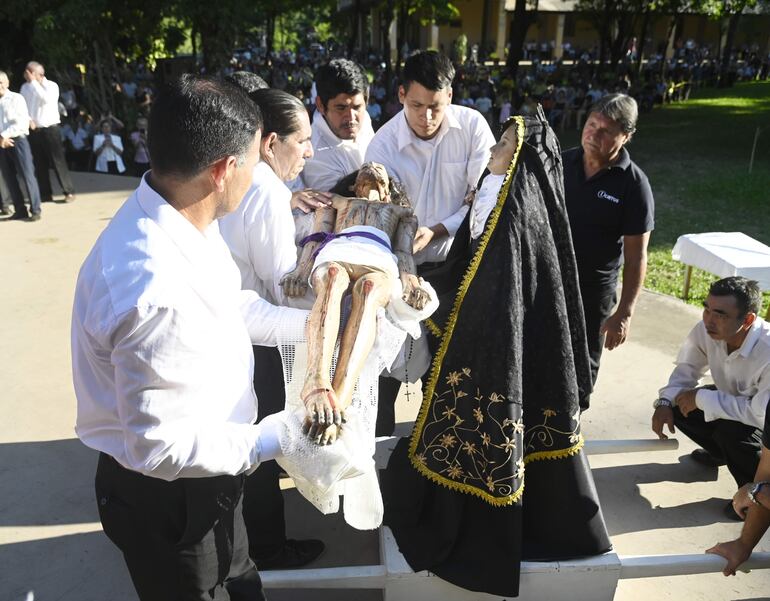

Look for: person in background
[0,69,43,221]
[93,119,126,175]
[21,61,76,202]
[129,117,150,176]
[562,93,654,403]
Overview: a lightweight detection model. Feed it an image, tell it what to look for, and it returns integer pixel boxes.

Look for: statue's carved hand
[402,274,430,311]
[280,268,309,298]
[301,388,345,445]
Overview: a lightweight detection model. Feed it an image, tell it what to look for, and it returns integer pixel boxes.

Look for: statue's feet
[301,387,344,444]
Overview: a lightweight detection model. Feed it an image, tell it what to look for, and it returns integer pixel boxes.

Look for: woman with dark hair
[219,87,326,570]
[381,112,612,597]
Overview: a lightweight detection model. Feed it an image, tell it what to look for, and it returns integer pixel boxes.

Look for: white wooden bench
[261,437,770,599]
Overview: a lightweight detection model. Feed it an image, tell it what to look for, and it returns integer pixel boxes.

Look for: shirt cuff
[256,418,283,463]
[695,388,718,421]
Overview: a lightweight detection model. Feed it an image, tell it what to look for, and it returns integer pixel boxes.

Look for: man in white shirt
[72,75,306,600]
[298,59,374,192]
[0,70,43,220]
[20,61,76,202]
[652,277,769,517]
[364,50,495,435]
[365,50,494,271]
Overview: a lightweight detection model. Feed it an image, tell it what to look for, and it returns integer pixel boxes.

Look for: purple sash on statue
[300,230,392,259]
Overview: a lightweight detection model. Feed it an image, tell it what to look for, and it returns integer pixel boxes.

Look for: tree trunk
[635,10,650,79]
[481,0,492,60]
[382,0,396,98]
[718,11,740,87]
[660,15,677,78]
[597,0,613,68]
[348,0,361,56]
[395,1,408,76]
[505,0,536,79]
[265,10,276,60]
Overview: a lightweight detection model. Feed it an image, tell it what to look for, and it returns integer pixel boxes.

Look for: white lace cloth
[273,280,437,529]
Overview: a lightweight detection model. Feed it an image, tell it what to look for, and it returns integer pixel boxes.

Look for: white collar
[136,174,222,269]
[396,105,461,151]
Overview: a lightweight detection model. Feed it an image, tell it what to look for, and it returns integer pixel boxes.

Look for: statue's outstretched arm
[281,205,337,297]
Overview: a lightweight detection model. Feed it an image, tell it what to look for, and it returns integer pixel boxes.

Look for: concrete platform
[1,172,769,601]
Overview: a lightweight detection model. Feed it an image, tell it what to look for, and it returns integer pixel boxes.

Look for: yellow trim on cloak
[407,116,583,507]
[424,318,443,339]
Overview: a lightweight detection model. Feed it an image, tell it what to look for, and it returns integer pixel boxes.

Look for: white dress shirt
[21,78,61,128]
[219,161,297,305]
[0,90,31,139]
[72,176,308,481]
[93,133,126,173]
[659,318,770,428]
[299,110,375,192]
[365,104,494,264]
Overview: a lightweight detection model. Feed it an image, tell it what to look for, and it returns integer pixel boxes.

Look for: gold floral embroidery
[440,433,457,449]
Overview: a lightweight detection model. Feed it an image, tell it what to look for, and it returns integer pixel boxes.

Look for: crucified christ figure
[280,162,433,446]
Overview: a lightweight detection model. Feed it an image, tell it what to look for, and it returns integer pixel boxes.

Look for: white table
[672,232,770,316]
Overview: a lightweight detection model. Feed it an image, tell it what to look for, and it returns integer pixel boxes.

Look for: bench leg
[682,266,693,300]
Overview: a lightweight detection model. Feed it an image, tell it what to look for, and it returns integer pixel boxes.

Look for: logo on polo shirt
[597,190,620,204]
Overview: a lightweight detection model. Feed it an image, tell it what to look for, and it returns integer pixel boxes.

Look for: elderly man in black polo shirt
[563,93,654,405]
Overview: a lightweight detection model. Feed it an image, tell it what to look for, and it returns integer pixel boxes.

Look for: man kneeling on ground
[652,276,770,520]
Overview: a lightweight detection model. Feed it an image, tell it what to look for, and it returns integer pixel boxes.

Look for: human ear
[398,86,405,104]
[261,132,278,159]
[315,96,326,115]
[210,155,237,192]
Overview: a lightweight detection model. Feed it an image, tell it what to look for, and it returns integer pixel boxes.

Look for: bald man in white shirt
[72,75,307,601]
[364,50,495,435]
[21,61,76,203]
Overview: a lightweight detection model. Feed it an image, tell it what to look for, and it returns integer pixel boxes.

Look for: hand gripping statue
[274,163,438,529]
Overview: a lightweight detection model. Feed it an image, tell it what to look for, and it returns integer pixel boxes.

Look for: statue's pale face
[487,127,517,175]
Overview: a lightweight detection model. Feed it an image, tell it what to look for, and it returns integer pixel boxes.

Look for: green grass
[557,81,770,312]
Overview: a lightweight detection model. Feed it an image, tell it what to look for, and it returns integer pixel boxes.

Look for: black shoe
[9,212,30,220]
[690,448,726,467]
[27,213,41,222]
[723,500,744,522]
[0,207,12,216]
[253,538,325,570]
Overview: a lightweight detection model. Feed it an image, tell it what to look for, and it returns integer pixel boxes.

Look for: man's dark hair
[148,75,261,177]
[225,71,269,94]
[250,88,306,139]
[402,51,455,92]
[709,276,762,316]
[591,93,638,135]
[315,59,369,107]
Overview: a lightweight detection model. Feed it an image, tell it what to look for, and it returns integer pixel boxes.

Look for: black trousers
[578,279,617,398]
[95,453,265,601]
[243,345,287,559]
[673,407,762,486]
[29,125,75,199]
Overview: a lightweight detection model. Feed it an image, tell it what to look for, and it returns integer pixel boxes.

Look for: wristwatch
[748,481,770,508]
[653,398,673,409]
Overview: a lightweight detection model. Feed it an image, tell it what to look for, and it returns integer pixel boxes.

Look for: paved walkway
[1,173,768,601]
